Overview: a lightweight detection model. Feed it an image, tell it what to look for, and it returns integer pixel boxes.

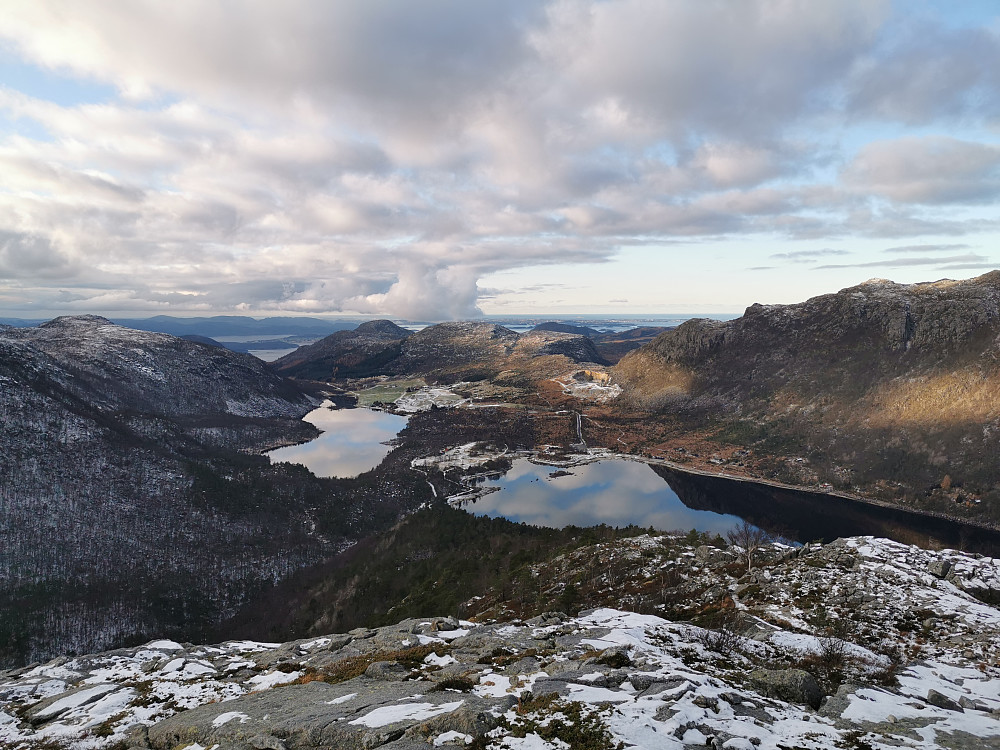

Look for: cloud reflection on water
[468,459,745,533]
[267,405,408,478]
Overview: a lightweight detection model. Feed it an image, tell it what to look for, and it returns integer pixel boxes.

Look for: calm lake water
[266,404,408,478]
[465,458,746,535]
[654,464,1000,555]
[465,457,1000,554]
[265,406,1000,554]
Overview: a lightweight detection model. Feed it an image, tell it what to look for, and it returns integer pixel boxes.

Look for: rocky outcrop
[2,598,999,747]
[3,535,1000,749]
[750,668,823,709]
[619,273,1000,407]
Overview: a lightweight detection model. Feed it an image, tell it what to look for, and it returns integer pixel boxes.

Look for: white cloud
[0,0,997,317]
[842,137,1000,204]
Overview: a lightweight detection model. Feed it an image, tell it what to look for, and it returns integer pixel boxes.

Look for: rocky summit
[3,535,1000,749]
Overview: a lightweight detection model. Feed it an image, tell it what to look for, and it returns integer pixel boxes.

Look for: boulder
[364,661,411,681]
[928,560,952,579]
[749,668,823,710]
[926,689,963,712]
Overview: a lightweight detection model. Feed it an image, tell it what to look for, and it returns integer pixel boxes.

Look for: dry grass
[612,352,694,409]
[861,369,1000,427]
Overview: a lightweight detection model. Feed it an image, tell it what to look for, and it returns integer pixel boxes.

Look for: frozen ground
[2,537,999,749]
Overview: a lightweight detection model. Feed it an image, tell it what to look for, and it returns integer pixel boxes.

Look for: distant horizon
[2,268,992,324]
[0,311,741,325]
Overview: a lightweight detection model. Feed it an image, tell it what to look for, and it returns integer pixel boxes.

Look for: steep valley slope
[613,272,1000,526]
[0,317,441,668]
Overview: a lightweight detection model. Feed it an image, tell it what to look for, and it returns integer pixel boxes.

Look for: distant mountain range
[1,316,674,362]
[270,320,672,380]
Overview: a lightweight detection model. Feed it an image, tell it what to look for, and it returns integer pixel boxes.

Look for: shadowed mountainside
[0,317,436,667]
[531,322,673,363]
[270,319,411,380]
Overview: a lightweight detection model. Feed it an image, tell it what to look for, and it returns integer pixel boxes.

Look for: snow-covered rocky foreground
[3,537,1000,749]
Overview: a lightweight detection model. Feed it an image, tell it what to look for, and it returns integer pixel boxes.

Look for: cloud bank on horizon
[0,0,998,319]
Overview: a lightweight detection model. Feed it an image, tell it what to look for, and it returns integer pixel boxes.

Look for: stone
[926,689,963,712]
[26,683,118,725]
[147,680,471,750]
[364,661,410,681]
[326,634,353,651]
[248,734,286,750]
[693,694,719,710]
[629,673,657,691]
[403,700,500,741]
[749,668,823,710]
[928,560,952,579]
[960,695,986,711]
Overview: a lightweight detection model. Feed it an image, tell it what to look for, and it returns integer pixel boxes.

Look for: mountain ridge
[613,271,1000,523]
[0,316,435,668]
[272,320,610,381]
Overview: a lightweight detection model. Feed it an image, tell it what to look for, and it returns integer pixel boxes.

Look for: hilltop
[271,320,412,380]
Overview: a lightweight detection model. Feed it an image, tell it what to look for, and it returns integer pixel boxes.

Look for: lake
[461,456,1000,554]
[266,403,408,478]
[464,458,747,535]
[266,405,1000,554]
[655,464,1000,555]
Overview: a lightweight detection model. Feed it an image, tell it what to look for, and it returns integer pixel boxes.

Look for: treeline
[217,502,651,642]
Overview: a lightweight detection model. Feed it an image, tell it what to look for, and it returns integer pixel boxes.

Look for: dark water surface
[466,458,748,535]
[654,465,1000,556]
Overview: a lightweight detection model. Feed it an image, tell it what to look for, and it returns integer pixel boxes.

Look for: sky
[0,0,998,321]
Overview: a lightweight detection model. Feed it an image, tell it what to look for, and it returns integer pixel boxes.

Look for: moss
[495,693,624,750]
[430,675,476,692]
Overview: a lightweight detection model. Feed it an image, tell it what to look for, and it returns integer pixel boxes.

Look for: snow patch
[349,700,465,728]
